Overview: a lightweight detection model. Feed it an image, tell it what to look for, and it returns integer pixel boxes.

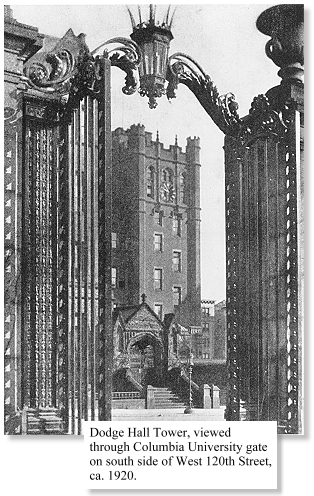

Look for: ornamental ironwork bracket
[166,52,241,135]
[234,94,288,146]
[22,30,141,108]
[91,37,141,97]
[23,47,76,94]
[22,29,89,96]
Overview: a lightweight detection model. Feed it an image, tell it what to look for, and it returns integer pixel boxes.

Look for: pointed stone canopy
[124,304,164,335]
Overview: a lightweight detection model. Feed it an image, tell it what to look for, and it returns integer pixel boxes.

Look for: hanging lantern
[129,5,174,108]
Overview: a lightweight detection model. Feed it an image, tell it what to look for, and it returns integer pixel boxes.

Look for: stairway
[23,408,64,435]
[151,387,187,409]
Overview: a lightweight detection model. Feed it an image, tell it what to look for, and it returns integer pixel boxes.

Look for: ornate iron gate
[5,6,303,435]
[224,88,304,434]
[22,98,60,415]
[21,39,113,434]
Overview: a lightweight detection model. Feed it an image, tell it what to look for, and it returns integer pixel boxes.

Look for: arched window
[162,168,173,185]
[147,166,155,198]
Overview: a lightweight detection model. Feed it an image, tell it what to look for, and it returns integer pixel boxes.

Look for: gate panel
[22,99,60,410]
[225,92,303,433]
[65,98,100,434]
[61,58,112,433]
[19,53,112,434]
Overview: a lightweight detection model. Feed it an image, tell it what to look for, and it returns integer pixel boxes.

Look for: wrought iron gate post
[223,5,304,433]
[14,27,115,433]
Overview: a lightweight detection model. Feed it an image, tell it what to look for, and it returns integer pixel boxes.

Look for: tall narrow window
[154,233,163,252]
[112,232,117,249]
[111,268,117,288]
[172,251,182,272]
[154,303,163,320]
[173,215,182,236]
[180,172,187,203]
[162,168,173,184]
[147,166,155,198]
[173,286,182,306]
[160,168,175,203]
[154,210,163,226]
[154,268,162,290]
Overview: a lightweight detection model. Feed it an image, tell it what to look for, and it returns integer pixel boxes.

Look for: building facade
[112,125,201,327]
[190,299,227,361]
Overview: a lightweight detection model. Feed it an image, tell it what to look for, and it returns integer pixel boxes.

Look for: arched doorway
[128,333,164,388]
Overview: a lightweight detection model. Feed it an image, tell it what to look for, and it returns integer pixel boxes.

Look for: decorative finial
[141,293,146,303]
[149,4,155,24]
[156,130,159,142]
[169,7,176,29]
[256,4,304,84]
[175,134,178,146]
[127,6,136,29]
[164,5,171,25]
[137,5,142,25]
[4,5,14,19]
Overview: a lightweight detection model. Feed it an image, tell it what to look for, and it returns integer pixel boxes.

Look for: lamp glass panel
[142,42,154,75]
[155,42,168,77]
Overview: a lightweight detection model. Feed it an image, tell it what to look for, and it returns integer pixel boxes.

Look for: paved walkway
[112,407,225,422]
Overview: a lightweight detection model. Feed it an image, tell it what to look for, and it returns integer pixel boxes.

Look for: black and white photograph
[4,0,304,448]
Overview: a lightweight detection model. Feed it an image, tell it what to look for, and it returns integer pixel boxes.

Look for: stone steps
[151,387,187,409]
[24,408,64,435]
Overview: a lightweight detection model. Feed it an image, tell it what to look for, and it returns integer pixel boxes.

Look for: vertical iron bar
[70,114,76,434]
[50,123,58,409]
[259,139,270,420]
[277,138,288,428]
[286,109,300,433]
[93,99,99,420]
[21,117,31,408]
[97,57,112,421]
[266,137,279,423]
[90,97,96,420]
[57,118,69,431]
[76,104,82,434]
[83,96,89,421]
[249,143,259,419]
[224,137,240,421]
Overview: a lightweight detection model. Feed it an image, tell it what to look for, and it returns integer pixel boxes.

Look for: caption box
[83,420,277,490]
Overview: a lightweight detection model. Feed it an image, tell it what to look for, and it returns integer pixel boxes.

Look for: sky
[11,2,283,302]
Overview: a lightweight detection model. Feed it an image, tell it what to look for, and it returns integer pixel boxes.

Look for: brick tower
[112,124,201,327]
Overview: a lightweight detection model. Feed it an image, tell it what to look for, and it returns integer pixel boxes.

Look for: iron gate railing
[224,93,303,434]
[21,53,113,434]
